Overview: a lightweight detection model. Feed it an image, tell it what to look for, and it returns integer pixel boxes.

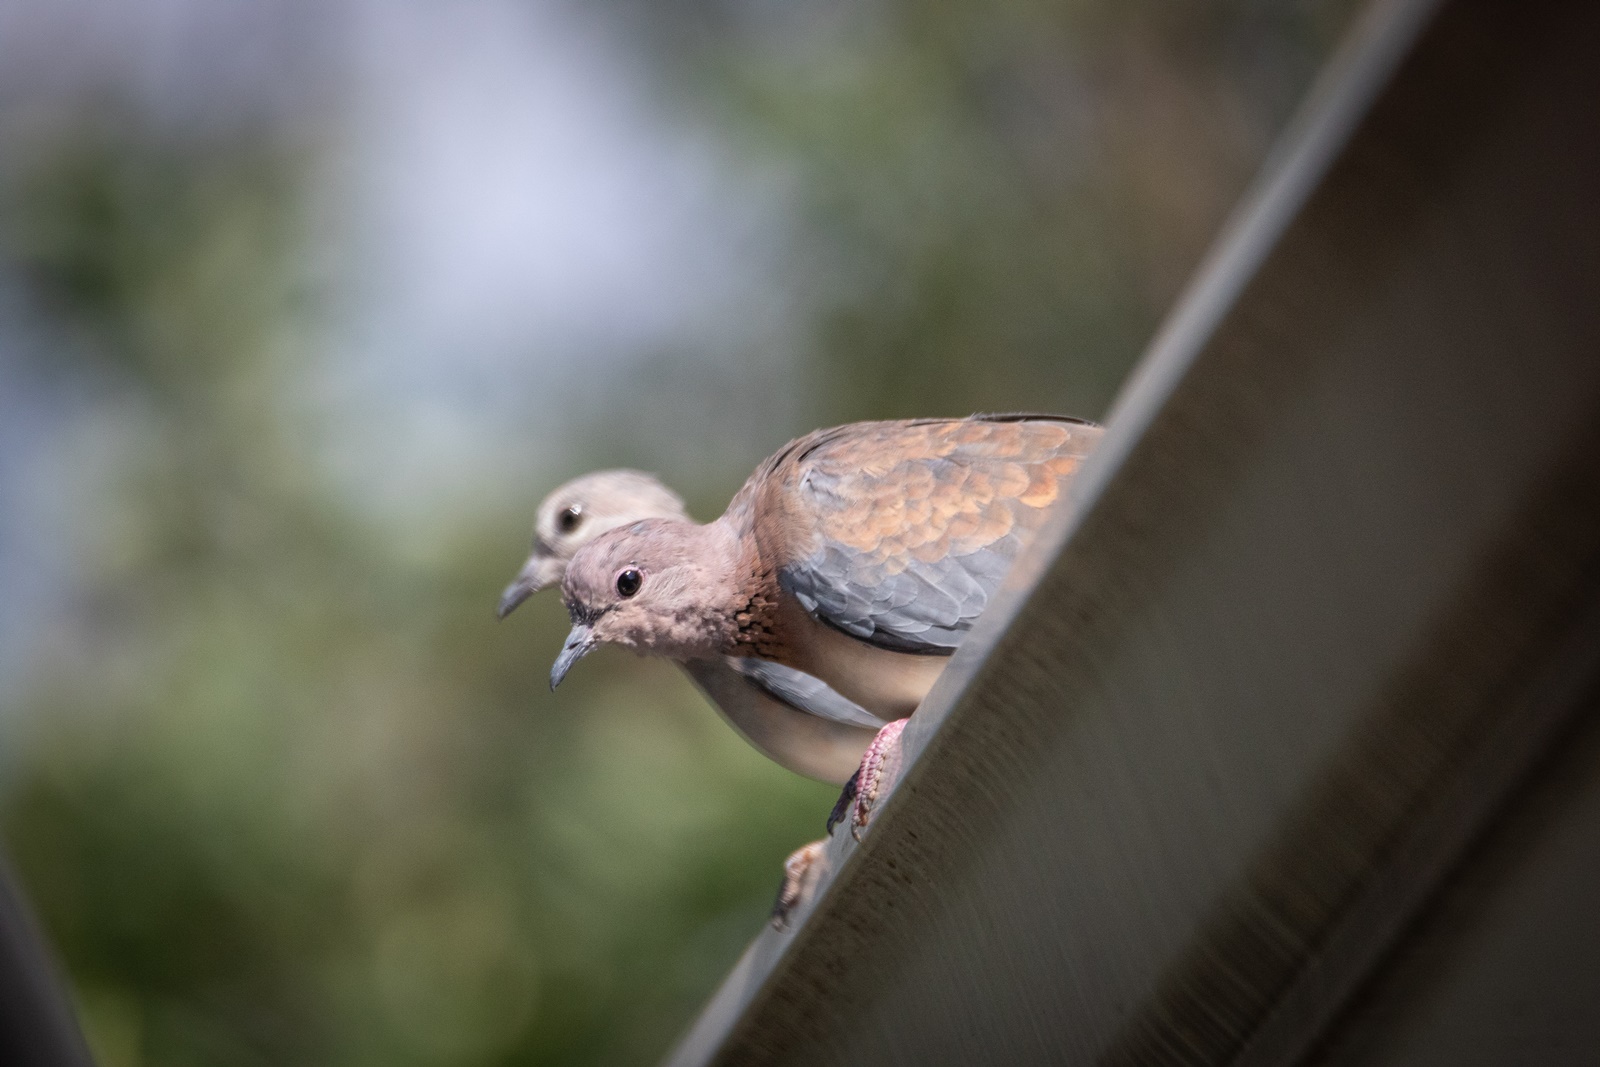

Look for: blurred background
[0,1,1357,1063]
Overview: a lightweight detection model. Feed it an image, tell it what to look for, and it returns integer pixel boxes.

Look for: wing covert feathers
[749,415,1100,654]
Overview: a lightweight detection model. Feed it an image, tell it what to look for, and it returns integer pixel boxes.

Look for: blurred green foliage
[1,120,835,1066]
[0,2,1353,1064]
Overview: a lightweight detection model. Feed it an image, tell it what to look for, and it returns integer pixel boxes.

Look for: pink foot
[849,718,907,841]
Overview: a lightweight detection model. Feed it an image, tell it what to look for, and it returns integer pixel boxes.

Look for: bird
[552,415,1102,717]
[552,415,1102,855]
[498,469,686,619]
[497,469,886,786]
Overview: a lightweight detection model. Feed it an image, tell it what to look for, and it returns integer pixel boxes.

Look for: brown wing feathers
[766,416,1099,653]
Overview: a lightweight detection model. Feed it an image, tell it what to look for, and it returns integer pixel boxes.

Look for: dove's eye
[615,568,643,598]
[558,504,583,534]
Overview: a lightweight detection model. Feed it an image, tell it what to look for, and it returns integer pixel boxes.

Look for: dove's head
[497,470,688,619]
[551,519,739,688]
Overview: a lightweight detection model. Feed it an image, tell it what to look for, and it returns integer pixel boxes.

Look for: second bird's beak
[549,624,596,690]
[497,555,563,619]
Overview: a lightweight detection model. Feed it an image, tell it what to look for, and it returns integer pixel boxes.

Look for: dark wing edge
[729,657,890,730]
[966,411,1101,429]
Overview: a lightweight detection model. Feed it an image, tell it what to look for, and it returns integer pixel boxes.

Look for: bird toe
[850,718,908,842]
[771,840,828,929]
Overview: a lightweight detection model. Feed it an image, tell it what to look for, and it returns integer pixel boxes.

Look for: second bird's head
[551,519,732,689]
[497,470,687,620]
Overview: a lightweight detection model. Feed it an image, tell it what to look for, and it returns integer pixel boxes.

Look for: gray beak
[549,624,596,690]
[497,556,561,619]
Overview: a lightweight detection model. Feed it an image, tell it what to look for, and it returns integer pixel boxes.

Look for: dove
[552,415,1101,870]
[552,416,1102,718]
[497,469,885,785]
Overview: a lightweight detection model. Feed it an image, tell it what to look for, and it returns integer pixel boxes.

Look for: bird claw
[848,718,907,842]
[771,720,907,930]
[771,840,827,929]
[825,769,860,836]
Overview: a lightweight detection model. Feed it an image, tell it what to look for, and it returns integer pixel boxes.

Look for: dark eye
[615,567,642,598]
[558,504,583,534]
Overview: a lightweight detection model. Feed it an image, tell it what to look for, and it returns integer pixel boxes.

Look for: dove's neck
[691,517,788,662]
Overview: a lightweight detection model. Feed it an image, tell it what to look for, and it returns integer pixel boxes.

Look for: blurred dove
[553,415,1102,845]
[498,469,885,786]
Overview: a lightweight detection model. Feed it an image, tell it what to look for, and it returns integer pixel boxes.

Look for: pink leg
[850,718,907,841]
[771,720,910,929]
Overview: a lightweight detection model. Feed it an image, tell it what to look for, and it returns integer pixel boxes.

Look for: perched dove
[552,416,1102,718]
[497,469,886,785]
[552,415,1101,875]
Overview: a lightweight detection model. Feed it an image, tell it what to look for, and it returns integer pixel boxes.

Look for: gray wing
[774,417,1100,654]
[678,659,879,784]
[729,658,889,730]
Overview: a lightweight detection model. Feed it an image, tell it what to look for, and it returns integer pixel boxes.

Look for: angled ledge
[669,0,1600,1062]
